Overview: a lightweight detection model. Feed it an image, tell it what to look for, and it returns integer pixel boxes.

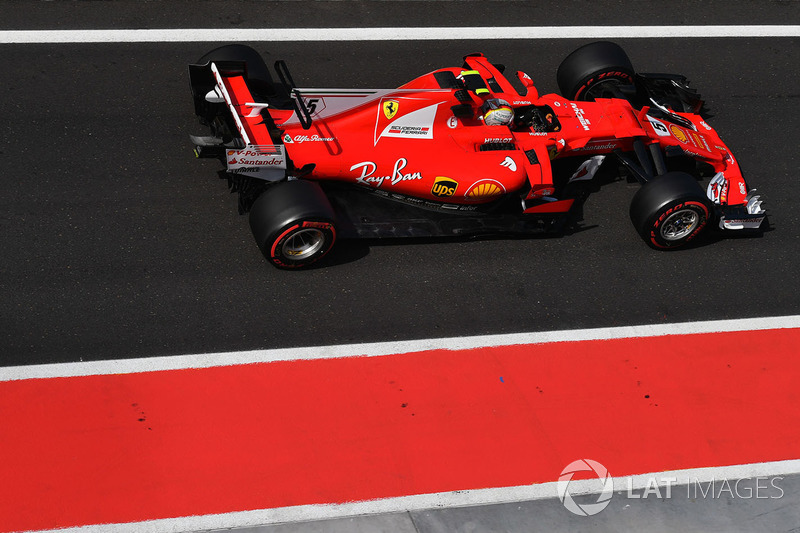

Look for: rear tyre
[629,172,712,249]
[196,44,283,100]
[249,180,337,269]
[557,41,636,101]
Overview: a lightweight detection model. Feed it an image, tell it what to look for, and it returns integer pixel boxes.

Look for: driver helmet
[480,98,513,126]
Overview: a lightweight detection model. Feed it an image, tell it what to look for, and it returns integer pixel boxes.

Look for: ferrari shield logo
[383,99,399,120]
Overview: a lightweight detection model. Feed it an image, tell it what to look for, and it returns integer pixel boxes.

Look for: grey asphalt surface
[1,0,797,29]
[2,33,799,366]
[1,1,799,531]
[223,473,800,533]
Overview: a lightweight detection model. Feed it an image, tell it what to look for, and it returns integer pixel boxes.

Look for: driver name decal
[570,103,591,131]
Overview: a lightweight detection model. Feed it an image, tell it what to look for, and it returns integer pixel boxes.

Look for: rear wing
[189,61,288,180]
[189,58,312,133]
[190,61,276,145]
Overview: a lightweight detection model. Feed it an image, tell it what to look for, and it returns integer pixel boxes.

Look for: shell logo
[466,179,506,199]
[670,125,688,144]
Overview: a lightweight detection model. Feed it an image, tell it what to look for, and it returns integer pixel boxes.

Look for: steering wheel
[515,105,560,132]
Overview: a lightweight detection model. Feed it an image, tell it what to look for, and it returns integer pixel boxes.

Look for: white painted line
[23,458,800,533]
[2,314,798,381]
[1,25,799,44]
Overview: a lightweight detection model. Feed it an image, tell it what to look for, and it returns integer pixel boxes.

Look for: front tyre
[629,172,712,249]
[249,180,337,269]
[557,41,635,101]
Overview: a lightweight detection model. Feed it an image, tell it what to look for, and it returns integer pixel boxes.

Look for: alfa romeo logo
[557,459,614,516]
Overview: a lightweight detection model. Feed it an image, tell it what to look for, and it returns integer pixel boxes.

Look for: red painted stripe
[1,328,799,532]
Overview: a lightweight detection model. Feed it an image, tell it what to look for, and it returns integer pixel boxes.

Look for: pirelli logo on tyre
[431,176,458,197]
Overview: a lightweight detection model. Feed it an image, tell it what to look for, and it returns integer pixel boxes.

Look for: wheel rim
[660,209,700,241]
[583,78,627,101]
[281,228,325,259]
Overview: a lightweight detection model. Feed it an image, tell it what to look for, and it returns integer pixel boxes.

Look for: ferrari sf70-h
[189,42,766,268]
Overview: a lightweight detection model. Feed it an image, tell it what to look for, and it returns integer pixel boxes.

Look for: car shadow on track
[318,213,771,267]
[315,223,600,269]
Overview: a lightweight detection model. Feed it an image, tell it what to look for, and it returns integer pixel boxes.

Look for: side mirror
[516,71,538,99]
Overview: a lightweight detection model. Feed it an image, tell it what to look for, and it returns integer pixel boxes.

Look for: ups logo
[431,176,458,197]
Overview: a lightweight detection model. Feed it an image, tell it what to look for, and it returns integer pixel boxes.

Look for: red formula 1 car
[189,42,766,268]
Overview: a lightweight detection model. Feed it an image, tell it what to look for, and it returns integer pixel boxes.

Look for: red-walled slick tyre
[557,41,636,101]
[196,44,287,102]
[249,180,337,269]
[629,172,712,250]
